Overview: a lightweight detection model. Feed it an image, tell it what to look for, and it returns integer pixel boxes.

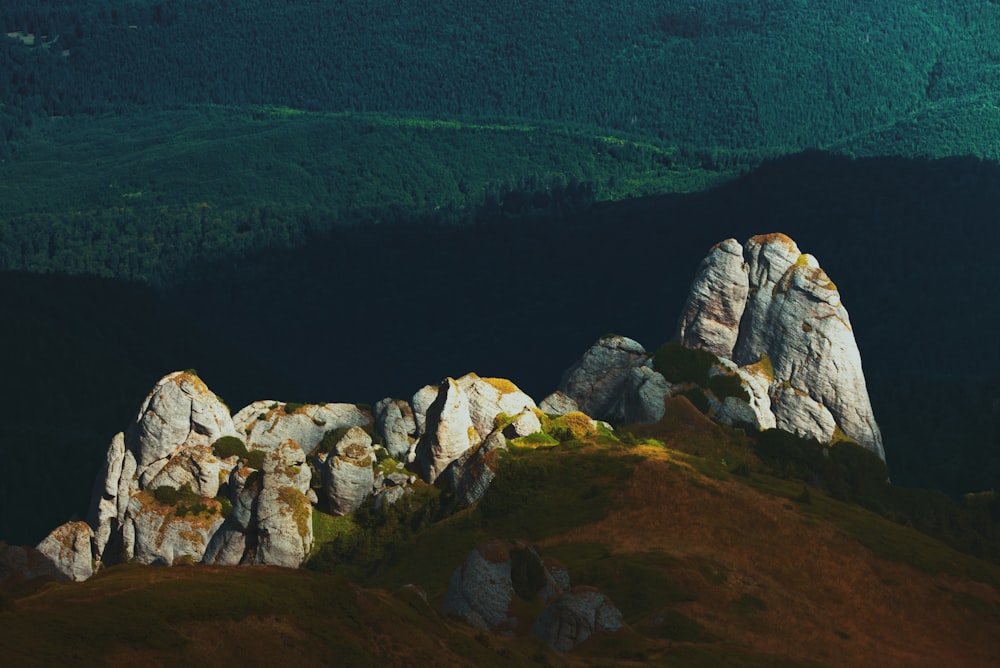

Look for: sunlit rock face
[676,237,749,359]
[678,234,884,459]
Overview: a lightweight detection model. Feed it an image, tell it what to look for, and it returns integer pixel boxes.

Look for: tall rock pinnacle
[677,233,884,460]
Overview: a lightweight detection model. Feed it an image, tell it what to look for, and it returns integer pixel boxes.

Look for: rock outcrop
[531,586,625,652]
[557,335,650,422]
[374,398,417,460]
[444,539,623,651]
[676,237,750,358]
[35,522,94,582]
[677,234,884,458]
[324,427,375,516]
[415,378,481,483]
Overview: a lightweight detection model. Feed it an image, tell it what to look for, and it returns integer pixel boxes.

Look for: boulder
[558,335,649,422]
[678,234,884,458]
[0,543,64,583]
[620,365,673,424]
[374,398,417,460]
[502,409,542,439]
[732,234,883,457]
[125,371,236,470]
[442,539,517,632]
[124,492,225,566]
[36,521,95,582]
[532,586,625,652]
[444,540,573,635]
[324,427,375,515]
[676,238,749,358]
[415,378,481,483]
[539,391,579,416]
[145,444,223,498]
[411,385,440,436]
[443,430,507,507]
[456,373,538,440]
[252,485,312,568]
[235,401,370,454]
[87,432,126,560]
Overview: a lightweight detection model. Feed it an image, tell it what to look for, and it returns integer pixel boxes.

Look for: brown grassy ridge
[2,395,999,666]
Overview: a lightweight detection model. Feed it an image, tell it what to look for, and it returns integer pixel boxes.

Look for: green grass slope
[4,411,999,666]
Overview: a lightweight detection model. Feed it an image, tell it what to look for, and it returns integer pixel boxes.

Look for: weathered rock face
[374,398,417,460]
[443,431,507,508]
[324,427,375,516]
[457,373,538,440]
[415,378,481,483]
[444,539,622,651]
[146,445,223,498]
[676,238,749,359]
[443,539,517,632]
[252,486,312,568]
[234,401,370,454]
[126,371,236,470]
[124,493,225,566]
[558,335,649,422]
[678,234,884,458]
[620,365,673,424]
[36,522,95,582]
[531,586,625,652]
[538,391,579,416]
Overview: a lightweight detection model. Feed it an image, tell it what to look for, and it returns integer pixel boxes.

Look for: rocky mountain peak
[678,234,884,459]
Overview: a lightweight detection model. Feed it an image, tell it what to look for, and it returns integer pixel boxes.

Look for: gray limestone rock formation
[620,365,674,424]
[126,371,236,470]
[415,378,481,483]
[558,335,649,422]
[443,539,516,632]
[538,391,579,416]
[374,398,417,460]
[235,401,370,454]
[442,430,507,508]
[123,493,225,566]
[531,586,625,652]
[324,427,375,516]
[36,521,95,582]
[676,238,750,359]
[456,373,538,440]
[678,234,884,458]
[146,445,223,499]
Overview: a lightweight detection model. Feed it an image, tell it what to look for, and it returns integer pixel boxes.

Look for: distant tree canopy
[1,1,1000,155]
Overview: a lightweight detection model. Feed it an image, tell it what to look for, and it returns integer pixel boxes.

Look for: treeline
[2,1,1000,156]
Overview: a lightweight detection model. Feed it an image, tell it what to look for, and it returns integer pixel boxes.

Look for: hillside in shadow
[4,150,1000,545]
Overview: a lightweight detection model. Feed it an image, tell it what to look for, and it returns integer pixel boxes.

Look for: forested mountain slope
[2,1,1000,158]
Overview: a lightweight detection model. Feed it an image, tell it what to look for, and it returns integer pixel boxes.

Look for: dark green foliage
[479,450,639,540]
[244,450,266,471]
[707,372,750,403]
[307,488,443,580]
[153,483,199,507]
[317,428,351,456]
[678,388,711,414]
[652,342,718,387]
[283,402,306,414]
[211,436,248,460]
[749,429,1000,563]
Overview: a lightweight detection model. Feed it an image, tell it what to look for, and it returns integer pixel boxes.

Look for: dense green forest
[2,0,1000,157]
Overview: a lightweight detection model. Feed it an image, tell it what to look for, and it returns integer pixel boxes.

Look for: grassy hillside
[3,406,998,666]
